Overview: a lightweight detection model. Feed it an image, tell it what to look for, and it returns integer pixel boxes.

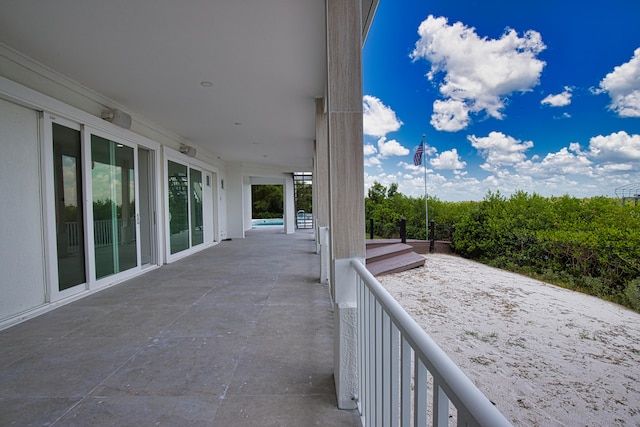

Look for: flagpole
[422,134,428,240]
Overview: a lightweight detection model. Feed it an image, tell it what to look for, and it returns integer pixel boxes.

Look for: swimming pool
[251,218,284,227]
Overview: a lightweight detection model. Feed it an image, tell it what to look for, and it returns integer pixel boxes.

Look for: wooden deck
[365,242,426,276]
[366,239,452,255]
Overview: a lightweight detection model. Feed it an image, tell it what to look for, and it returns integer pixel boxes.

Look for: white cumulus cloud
[377,137,410,158]
[364,156,382,167]
[541,86,572,107]
[363,143,377,156]
[430,99,470,131]
[411,15,546,131]
[587,131,640,162]
[517,147,592,177]
[598,48,640,118]
[363,95,403,137]
[468,131,534,168]
[430,148,467,170]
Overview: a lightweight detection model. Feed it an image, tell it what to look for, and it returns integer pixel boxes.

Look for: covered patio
[0,228,360,426]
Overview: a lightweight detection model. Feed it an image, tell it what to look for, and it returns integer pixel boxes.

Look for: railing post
[429,219,435,254]
[369,217,374,240]
[400,217,406,244]
[451,224,455,248]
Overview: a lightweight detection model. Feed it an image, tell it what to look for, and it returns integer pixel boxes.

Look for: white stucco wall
[0,98,47,321]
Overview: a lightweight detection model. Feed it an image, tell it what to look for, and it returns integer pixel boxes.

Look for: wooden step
[366,251,426,277]
[366,243,414,263]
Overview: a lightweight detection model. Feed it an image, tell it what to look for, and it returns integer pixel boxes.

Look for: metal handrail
[352,259,512,427]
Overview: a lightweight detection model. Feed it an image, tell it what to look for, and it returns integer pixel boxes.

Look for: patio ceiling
[0,1,334,171]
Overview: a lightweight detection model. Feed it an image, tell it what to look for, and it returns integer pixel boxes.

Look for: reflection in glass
[168,161,189,254]
[53,124,86,290]
[91,135,137,279]
[190,168,203,246]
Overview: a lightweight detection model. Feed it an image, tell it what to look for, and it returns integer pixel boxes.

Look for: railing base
[334,302,358,410]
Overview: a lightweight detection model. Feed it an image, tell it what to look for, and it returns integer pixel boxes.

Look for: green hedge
[453,191,640,311]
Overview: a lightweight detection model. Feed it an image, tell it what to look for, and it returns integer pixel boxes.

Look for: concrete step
[365,251,426,277]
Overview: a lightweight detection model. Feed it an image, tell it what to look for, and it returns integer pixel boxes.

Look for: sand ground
[377,253,640,426]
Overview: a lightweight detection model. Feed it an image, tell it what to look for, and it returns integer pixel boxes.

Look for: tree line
[366,181,640,312]
[251,183,312,219]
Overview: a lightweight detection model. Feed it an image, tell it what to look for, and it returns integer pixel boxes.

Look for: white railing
[65,219,136,250]
[352,260,512,427]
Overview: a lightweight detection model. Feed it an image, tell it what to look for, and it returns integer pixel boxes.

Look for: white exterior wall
[0,98,46,321]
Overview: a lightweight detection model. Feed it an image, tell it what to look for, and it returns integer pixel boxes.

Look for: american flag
[413,142,424,166]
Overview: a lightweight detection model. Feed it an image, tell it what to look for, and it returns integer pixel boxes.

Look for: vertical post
[327,0,364,410]
[422,134,429,241]
[315,98,329,252]
[451,225,455,248]
[283,174,295,234]
[226,163,245,238]
[400,217,406,244]
[429,219,435,254]
[369,217,374,240]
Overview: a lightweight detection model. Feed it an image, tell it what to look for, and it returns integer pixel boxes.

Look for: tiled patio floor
[0,228,361,426]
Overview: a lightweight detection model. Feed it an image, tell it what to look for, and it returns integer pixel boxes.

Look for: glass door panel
[53,123,86,290]
[168,160,189,254]
[91,135,137,279]
[190,168,203,246]
[138,148,155,265]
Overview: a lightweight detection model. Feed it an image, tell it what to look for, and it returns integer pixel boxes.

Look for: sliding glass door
[168,161,189,254]
[190,168,203,246]
[167,160,204,255]
[52,123,87,291]
[91,135,137,279]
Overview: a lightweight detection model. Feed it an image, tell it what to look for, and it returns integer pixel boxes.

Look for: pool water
[252,218,284,226]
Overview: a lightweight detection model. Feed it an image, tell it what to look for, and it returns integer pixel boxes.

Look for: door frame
[138,147,157,268]
[42,114,89,302]
[42,115,164,301]
[163,147,219,263]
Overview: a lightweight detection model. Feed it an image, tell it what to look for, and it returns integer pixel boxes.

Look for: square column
[283,173,295,234]
[226,163,245,239]
[315,98,330,282]
[326,0,364,410]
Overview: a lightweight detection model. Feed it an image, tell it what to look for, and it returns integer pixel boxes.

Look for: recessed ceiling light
[200,81,213,87]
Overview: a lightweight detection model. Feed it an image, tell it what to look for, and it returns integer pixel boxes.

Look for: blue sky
[363,0,640,201]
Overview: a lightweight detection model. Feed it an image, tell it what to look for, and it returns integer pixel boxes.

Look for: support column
[226,163,245,239]
[283,173,295,234]
[326,0,364,410]
[315,97,330,283]
[242,176,252,231]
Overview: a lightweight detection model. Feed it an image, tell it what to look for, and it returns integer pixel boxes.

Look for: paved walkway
[0,228,361,426]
